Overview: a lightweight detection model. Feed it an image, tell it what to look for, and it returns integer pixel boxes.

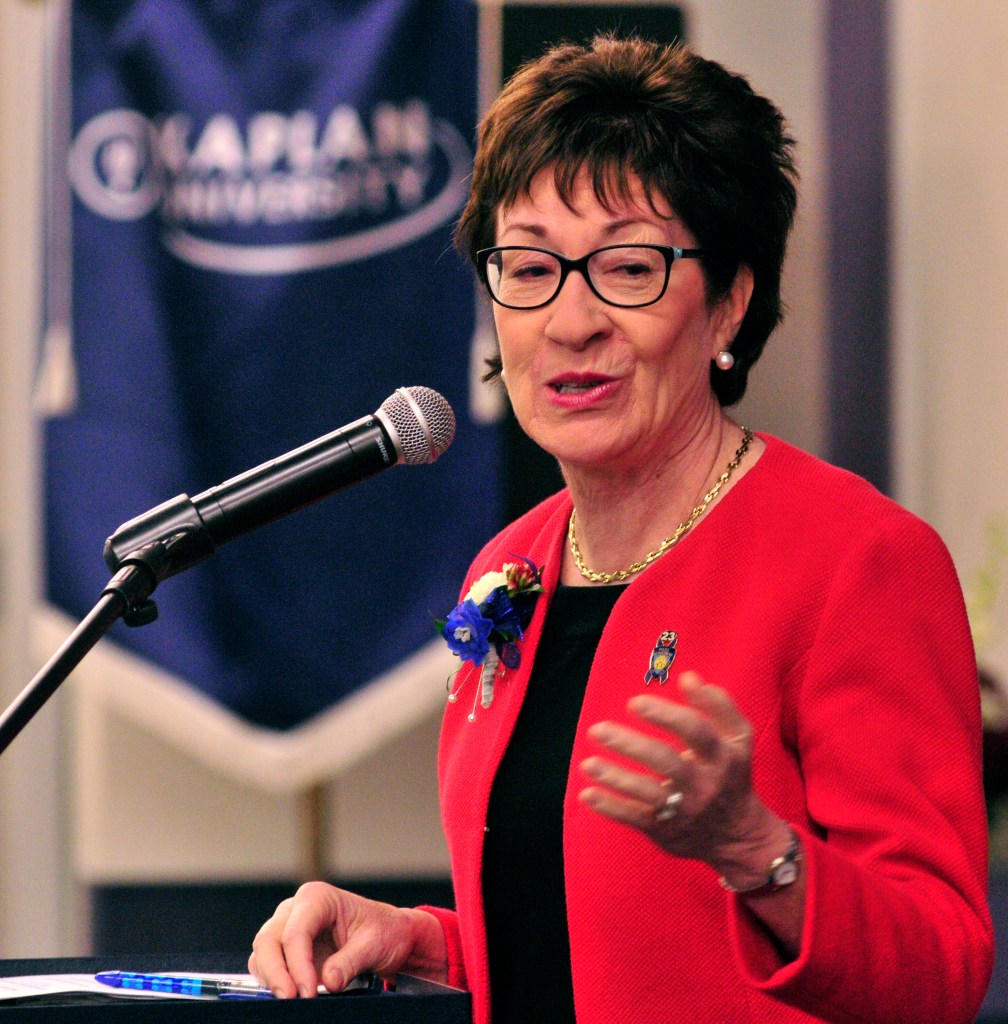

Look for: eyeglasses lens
[588,247,666,305]
[485,249,560,308]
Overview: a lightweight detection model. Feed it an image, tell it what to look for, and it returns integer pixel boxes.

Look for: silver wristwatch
[719,828,802,895]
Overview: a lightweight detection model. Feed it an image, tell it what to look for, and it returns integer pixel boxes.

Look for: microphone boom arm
[0,536,179,756]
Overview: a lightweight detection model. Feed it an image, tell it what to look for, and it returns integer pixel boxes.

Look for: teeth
[556,381,602,393]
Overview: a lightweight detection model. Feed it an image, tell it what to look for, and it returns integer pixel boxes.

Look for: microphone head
[378,386,456,466]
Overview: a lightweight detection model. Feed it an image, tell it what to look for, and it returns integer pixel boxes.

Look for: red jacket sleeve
[730,514,994,1023]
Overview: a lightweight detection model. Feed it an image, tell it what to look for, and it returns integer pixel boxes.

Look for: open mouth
[550,379,609,394]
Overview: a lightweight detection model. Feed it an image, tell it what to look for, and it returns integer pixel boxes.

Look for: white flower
[465,570,509,606]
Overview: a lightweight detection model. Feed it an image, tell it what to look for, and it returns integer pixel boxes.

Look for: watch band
[719,827,801,895]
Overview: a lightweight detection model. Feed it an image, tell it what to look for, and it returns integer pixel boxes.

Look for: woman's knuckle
[295,881,326,899]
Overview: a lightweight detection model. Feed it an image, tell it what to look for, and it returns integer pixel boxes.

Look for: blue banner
[47,0,495,729]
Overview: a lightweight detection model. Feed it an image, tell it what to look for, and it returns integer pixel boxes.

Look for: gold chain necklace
[568,427,754,584]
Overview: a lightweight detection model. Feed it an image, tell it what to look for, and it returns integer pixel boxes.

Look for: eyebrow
[498,217,665,241]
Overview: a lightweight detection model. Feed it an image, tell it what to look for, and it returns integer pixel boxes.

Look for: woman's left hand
[579,670,782,879]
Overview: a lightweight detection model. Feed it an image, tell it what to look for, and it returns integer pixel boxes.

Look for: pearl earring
[715,350,734,371]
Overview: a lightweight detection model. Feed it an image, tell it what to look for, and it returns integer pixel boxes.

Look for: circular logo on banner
[67,103,472,275]
[68,108,164,221]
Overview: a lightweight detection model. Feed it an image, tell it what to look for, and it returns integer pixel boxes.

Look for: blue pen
[94,971,274,999]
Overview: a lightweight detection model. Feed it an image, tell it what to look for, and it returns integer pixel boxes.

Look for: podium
[0,956,471,1023]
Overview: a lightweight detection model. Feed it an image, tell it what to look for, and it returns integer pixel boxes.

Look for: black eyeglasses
[476,244,704,310]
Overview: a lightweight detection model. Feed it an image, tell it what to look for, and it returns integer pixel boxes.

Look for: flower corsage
[437,556,544,721]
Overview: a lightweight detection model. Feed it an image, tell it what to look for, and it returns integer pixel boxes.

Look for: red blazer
[423,436,993,1024]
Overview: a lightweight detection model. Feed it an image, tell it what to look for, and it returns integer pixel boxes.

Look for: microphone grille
[379,386,456,466]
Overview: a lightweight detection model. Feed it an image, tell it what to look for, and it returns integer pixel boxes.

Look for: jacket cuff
[728,824,817,987]
[415,905,468,991]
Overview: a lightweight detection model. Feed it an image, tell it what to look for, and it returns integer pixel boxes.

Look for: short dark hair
[455,35,799,405]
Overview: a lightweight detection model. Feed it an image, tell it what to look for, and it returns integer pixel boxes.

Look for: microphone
[103,385,455,580]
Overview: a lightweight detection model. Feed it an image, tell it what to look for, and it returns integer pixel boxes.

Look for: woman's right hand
[248,881,447,998]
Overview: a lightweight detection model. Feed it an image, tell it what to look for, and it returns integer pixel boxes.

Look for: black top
[482,583,626,1024]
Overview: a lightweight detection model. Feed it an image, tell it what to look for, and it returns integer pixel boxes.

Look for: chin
[544,440,626,475]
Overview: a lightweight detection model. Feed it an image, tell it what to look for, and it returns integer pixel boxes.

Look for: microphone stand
[0,389,448,756]
[0,531,203,757]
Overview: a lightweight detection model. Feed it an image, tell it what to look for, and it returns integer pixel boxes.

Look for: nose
[542,267,612,350]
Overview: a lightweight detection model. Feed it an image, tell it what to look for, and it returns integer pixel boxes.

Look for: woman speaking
[249,36,993,1024]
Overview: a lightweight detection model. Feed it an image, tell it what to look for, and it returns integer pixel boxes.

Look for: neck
[560,410,752,585]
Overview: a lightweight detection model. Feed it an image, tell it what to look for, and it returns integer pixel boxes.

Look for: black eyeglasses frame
[475,243,705,310]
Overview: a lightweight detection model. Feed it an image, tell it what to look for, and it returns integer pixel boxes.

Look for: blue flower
[441,598,494,664]
[438,558,544,718]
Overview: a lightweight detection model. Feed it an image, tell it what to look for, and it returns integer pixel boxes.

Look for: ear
[711,264,754,356]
